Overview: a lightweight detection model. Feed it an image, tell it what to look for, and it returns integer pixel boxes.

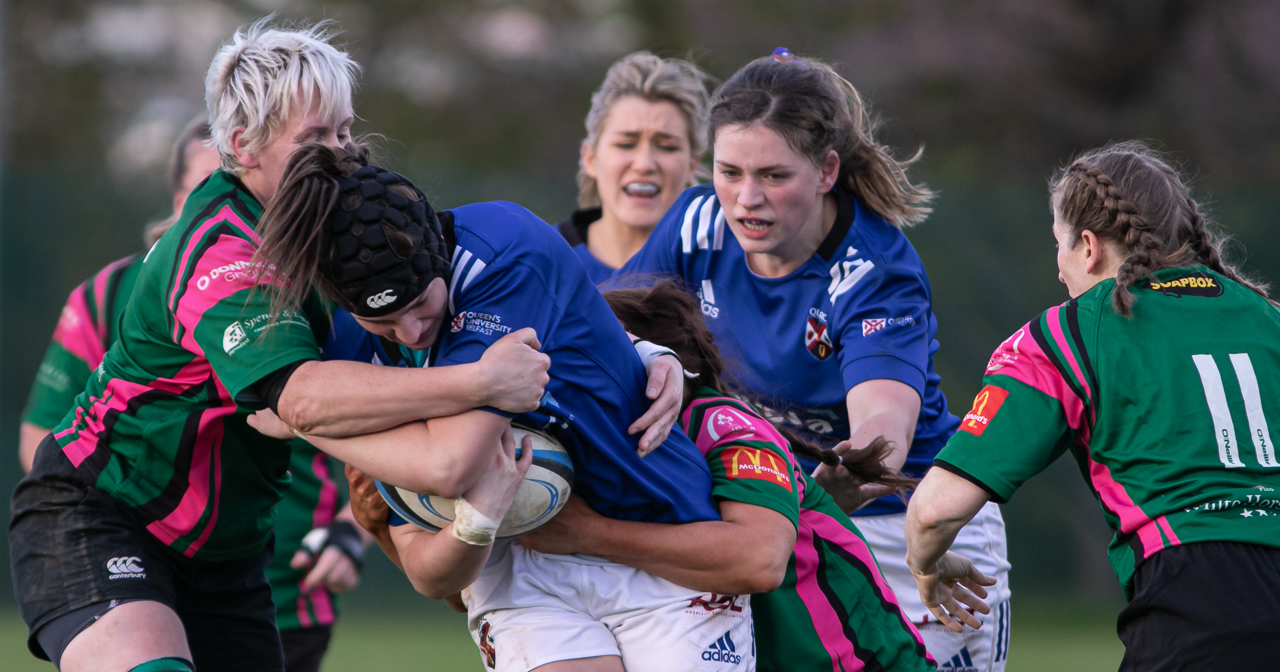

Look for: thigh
[280,626,332,672]
[474,606,620,672]
[606,571,755,672]
[177,550,285,672]
[11,440,179,662]
[60,600,191,672]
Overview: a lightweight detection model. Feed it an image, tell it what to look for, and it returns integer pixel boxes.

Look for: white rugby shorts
[854,501,1012,671]
[463,541,755,672]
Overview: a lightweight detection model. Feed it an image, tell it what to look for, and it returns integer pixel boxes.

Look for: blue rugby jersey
[616,184,960,515]
[325,200,719,525]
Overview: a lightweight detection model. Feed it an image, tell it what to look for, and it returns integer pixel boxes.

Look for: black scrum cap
[328,164,449,317]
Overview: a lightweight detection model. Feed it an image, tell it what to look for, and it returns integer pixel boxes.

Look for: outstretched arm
[276,328,549,438]
[520,496,795,595]
[814,379,920,513]
[905,466,996,631]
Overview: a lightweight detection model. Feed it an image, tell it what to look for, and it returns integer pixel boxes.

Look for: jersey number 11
[1192,353,1280,469]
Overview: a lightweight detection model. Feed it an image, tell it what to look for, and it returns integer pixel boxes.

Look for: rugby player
[520,279,968,671]
[9,20,551,672]
[616,48,1013,668]
[248,143,778,672]
[905,142,1280,670]
[557,51,710,284]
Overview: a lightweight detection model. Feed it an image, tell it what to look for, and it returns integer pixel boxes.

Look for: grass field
[0,599,1123,671]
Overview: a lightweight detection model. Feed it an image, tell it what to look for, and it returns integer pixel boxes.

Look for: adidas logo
[938,646,978,670]
[701,630,742,664]
[698,280,719,319]
[367,289,398,309]
[106,556,146,580]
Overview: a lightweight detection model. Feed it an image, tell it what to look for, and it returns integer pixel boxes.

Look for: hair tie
[771,47,810,69]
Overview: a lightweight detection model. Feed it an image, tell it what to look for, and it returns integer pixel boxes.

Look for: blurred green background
[3,0,1279,669]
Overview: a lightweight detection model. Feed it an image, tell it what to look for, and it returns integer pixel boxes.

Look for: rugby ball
[375,425,574,538]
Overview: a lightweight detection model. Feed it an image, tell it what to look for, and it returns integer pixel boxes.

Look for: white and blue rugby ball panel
[376,425,574,538]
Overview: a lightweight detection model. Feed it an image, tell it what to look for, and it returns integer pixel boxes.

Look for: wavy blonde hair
[577,52,711,208]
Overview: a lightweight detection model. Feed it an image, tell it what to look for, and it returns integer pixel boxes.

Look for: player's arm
[256,409,512,499]
[274,328,549,437]
[813,380,920,513]
[18,424,48,473]
[904,468,997,631]
[388,429,533,599]
[521,496,795,595]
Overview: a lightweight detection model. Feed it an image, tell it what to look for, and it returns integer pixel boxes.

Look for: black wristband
[324,520,365,572]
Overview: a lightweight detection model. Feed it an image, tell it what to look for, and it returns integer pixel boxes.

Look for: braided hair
[1051,141,1273,316]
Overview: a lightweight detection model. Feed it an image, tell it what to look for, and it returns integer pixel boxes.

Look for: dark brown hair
[252,142,417,318]
[604,279,915,491]
[1052,141,1273,316]
[709,55,933,228]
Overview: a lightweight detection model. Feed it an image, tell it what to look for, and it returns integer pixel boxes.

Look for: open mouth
[622,182,660,199]
[738,218,773,233]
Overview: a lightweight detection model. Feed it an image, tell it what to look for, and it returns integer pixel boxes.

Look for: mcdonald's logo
[959,385,1010,437]
[721,446,793,491]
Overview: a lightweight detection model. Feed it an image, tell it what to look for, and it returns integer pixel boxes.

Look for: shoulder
[825,199,928,307]
[667,184,726,255]
[984,303,1094,404]
[449,201,563,264]
[684,394,789,455]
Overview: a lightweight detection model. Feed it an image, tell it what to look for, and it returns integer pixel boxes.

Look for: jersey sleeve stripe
[1025,319,1092,438]
[712,208,726,250]
[680,195,705,254]
[171,233,260,360]
[449,248,474,315]
[1064,302,1100,422]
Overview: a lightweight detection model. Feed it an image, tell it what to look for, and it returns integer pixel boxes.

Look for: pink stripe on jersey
[985,322,1090,438]
[793,509,931,670]
[53,286,107,366]
[310,586,336,625]
[182,430,224,558]
[1156,516,1181,545]
[168,205,264,343]
[144,407,232,550]
[297,592,314,628]
[172,235,260,357]
[1086,450,1162,556]
[1045,307,1093,405]
[310,452,338,529]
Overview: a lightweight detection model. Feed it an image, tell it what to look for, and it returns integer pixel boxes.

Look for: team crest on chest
[804,310,834,361]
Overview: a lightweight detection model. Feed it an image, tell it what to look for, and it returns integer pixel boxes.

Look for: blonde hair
[577,52,711,208]
[205,17,360,175]
[709,54,933,228]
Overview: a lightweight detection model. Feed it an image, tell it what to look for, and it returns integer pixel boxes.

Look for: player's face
[1053,212,1090,297]
[352,278,449,350]
[172,140,221,215]
[583,96,698,230]
[234,92,353,205]
[713,123,838,263]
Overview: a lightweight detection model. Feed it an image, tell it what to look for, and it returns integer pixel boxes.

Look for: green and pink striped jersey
[53,170,327,561]
[680,389,933,672]
[23,254,142,429]
[936,266,1280,598]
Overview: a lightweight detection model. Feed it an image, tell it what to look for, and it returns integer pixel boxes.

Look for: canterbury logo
[366,289,398,309]
[106,556,145,579]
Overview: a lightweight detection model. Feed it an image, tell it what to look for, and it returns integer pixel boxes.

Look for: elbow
[277,389,324,434]
[727,548,790,594]
[415,578,462,601]
[906,496,958,535]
